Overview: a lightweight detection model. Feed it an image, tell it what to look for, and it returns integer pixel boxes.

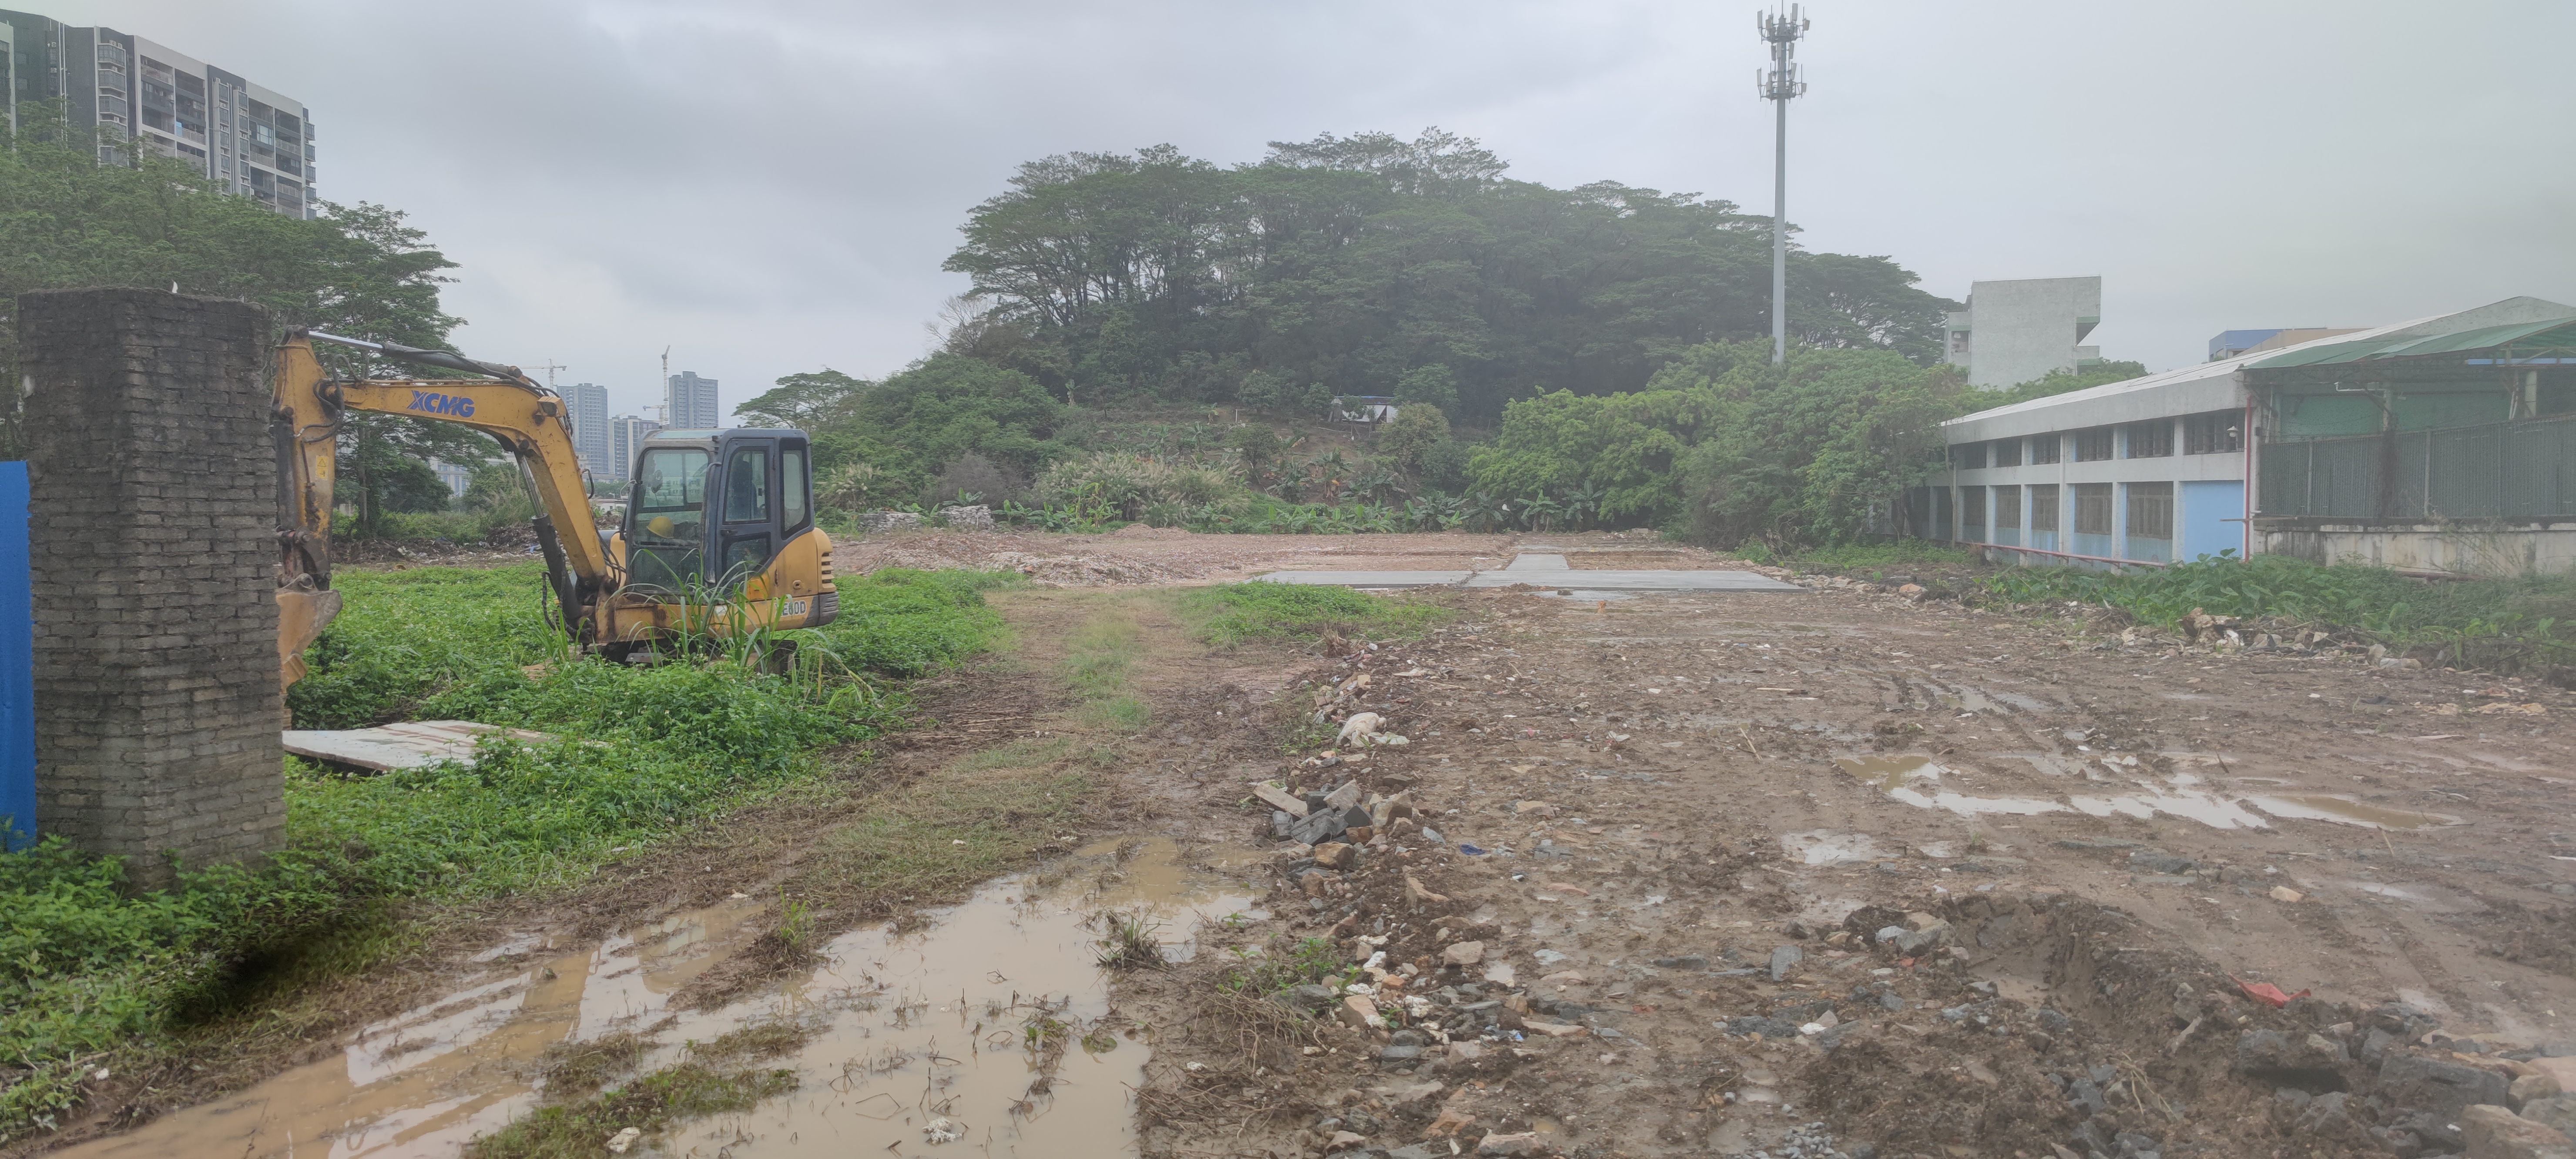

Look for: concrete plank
[1468,570,1805,592]
[1252,569,1805,593]
[1505,553,1570,570]
[283,720,562,773]
[1251,570,1473,589]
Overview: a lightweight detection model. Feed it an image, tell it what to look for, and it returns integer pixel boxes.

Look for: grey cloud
[89,0,2576,417]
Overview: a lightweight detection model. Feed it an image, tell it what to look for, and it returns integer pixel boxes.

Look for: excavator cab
[619,429,831,616]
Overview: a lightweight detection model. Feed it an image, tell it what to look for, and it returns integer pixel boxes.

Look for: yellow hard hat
[646,516,676,536]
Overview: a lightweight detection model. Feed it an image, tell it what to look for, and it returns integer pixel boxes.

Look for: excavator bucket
[278,586,342,687]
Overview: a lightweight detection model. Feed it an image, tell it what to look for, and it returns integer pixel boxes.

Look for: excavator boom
[272,332,607,683]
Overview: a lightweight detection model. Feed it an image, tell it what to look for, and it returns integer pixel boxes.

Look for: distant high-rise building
[607,415,663,484]
[1,9,318,218]
[429,460,472,499]
[666,371,720,429]
[1939,276,2105,388]
[564,382,611,477]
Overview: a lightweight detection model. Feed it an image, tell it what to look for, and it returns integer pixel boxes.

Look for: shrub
[1377,404,1449,472]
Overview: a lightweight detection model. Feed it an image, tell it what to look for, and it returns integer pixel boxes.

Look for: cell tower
[1758,4,1809,365]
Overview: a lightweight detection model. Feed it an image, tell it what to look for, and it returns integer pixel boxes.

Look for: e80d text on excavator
[271,329,839,686]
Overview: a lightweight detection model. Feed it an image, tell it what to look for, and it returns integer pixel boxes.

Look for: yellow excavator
[272,329,839,686]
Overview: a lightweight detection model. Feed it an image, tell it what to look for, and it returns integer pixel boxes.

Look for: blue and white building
[1919,296,2576,575]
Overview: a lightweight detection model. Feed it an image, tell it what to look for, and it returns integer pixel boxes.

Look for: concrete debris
[606,1127,643,1154]
[855,510,924,534]
[936,503,993,530]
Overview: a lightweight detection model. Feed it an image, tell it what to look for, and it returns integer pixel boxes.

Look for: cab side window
[781,446,808,528]
[724,449,770,522]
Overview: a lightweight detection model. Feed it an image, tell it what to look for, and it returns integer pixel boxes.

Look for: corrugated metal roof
[1942,297,2576,436]
[2247,318,2576,368]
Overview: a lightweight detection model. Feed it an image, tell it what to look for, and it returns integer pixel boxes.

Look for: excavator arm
[273,330,610,686]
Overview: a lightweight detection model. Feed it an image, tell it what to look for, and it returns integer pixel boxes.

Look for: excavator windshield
[629,446,710,592]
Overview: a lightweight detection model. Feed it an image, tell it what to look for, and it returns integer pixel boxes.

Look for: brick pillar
[20,288,283,885]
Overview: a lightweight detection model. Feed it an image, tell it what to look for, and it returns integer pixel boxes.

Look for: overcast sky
[63,0,2576,418]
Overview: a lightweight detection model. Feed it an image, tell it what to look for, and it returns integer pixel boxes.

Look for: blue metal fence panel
[1,462,32,850]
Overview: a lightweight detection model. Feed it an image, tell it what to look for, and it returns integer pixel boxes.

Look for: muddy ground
[31,528,2576,1159]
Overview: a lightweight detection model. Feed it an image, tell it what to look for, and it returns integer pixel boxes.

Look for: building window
[2030,485,2060,532]
[1960,486,1985,531]
[1951,442,1986,470]
[2073,428,2114,462]
[2029,434,2060,465]
[1992,484,2020,529]
[2127,482,2173,539]
[2184,410,2244,455]
[1992,438,2021,468]
[2126,420,2174,458]
[2073,483,2113,536]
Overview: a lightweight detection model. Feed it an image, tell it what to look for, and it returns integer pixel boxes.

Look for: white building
[1921,296,2576,575]
[665,371,720,429]
[607,415,662,484]
[0,10,316,217]
[564,382,611,477]
[1941,276,2104,388]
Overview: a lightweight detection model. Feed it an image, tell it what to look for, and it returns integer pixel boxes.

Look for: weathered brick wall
[20,288,282,885]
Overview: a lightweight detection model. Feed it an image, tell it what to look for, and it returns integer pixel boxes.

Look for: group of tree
[0,101,484,533]
[935,129,1961,427]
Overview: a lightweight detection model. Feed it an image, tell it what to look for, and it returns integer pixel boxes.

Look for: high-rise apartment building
[1,10,317,218]
[607,415,663,484]
[666,372,720,429]
[564,383,611,478]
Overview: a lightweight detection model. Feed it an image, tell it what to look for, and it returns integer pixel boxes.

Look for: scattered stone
[2381,1051,2512,1122]
[2056,838,2148,851]
[2465,1103,2576,1159]
[1442,941,1486,966]
[1652,954,1709,970]
[2517,1075,2566,1111]
[2129,850,2200,874]
[1279,984,1341,1013]
[2526,1096,2576,1136]
[1339,995,1384,1032]
[1379,1044,1425,1063]
[2271,885,2306,903]
[1327,1129,1370,1152]
[1477,1131,1543,1156]
[1427,1107,1479,1137]
[1314,842,1359,870]
[1768,944,1804,980]
[855,510,923,533]
[2236,1028,2349,1088]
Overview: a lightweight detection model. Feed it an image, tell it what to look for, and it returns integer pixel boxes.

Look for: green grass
[1976,553,2576,675]
[0,563,1010,1145]
[1178,583,1452,647]
[1060,603,1150,730]
[465,1061,798,1159]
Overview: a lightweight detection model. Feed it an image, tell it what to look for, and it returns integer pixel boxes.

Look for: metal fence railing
[2259,412,2576,519]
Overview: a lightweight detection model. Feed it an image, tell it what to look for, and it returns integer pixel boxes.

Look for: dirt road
[36,529,2576,1159]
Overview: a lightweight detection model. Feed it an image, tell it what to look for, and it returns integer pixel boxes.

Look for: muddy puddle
[1834,755,2463,831]
[59,838,1255,1159]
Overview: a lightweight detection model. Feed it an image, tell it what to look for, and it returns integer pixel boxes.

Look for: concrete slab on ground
[1252,569,1806,593]
[283,720,564,772]
[1505,553,1569,570]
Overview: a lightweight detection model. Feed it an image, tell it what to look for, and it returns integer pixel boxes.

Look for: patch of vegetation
[1179,583,1452,648]
[1976,553,2576,677]
[1090,909,1165,970]
[465,1061,798,1159]
[535,1034,651,1100]
[1214,935,1357,996]
[0,563,1008,1145]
